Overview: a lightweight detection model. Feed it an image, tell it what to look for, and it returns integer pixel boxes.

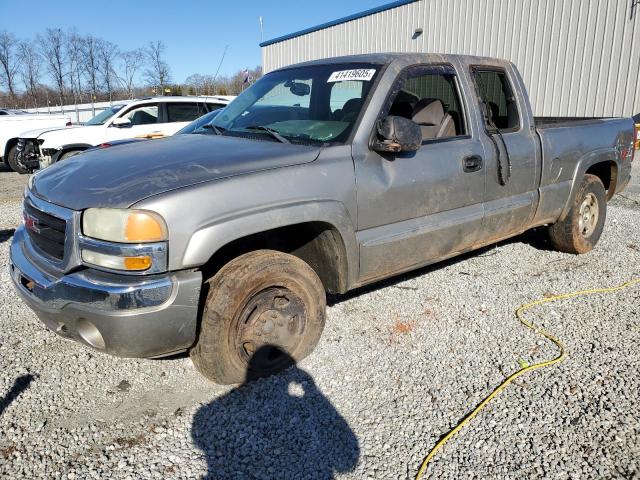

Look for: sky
[0,0,389,84]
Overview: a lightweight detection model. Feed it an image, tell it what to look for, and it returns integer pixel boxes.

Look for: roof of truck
[131,96,234,104]
[273,52,512,71]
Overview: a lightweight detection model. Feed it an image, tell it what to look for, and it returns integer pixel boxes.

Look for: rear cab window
[471,69,520,131]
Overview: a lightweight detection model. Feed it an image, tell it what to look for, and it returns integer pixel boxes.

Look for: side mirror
[372,116,422,153]
[111,117,131,128]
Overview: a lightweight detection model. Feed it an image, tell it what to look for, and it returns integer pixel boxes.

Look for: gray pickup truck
[10,54,636,384]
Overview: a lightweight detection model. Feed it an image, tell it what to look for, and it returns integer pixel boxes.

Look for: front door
[354,65,486,283]
[106,103,161,141]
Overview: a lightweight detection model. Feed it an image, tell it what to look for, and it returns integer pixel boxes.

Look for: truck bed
[534,117,619,128]
[532,116,635,226]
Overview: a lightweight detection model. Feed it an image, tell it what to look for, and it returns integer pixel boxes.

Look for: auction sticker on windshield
[327,69,376,82]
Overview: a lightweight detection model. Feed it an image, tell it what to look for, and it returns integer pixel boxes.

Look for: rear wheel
[190,250,326,384]
[548,174,606,254]
[7,145,29,174]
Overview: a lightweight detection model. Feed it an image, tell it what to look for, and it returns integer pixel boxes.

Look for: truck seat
[412,98,456,140]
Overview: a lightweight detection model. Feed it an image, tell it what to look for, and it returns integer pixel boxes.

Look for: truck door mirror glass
[111,117,132,128]
[372,115,422,153]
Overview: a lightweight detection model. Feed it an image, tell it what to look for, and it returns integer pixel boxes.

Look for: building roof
[259,0,419,47]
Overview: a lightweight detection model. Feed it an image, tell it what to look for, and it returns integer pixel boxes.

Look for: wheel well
[4,138,18,159]
[201,222,349,294]
[586,161,617,200]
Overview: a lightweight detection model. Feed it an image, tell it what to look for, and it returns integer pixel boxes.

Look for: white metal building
[260,0,640,117]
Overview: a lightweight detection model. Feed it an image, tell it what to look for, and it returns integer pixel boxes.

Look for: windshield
[85,105,125,126]
[210,63,380,144]
[177,108,224,135]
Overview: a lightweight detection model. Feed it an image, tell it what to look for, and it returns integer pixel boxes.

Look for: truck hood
[32,134,322,210]
[19,124,79,139]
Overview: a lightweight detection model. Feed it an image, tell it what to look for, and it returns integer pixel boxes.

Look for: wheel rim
[234,287,307,373]
[578,192,599,237]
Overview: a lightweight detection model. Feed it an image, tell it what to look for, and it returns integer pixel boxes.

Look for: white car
[1,113,71,172]
[15,96,234,173]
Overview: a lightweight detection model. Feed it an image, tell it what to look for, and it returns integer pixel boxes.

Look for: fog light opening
[77,319,106,350]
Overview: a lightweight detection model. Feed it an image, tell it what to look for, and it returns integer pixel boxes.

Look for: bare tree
[97,40,118,102]
[118,49,145,99]
[0,31,20,102]
[18,40,41,108]
[39,28,67,107]
[67,31,85,107]
[144,41,171,94]
[82,35,101,112]
[185,73,205,95]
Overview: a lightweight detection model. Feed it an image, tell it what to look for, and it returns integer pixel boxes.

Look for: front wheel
[548,174,607,254]
[190,250,326,384]
[7,145,29,174]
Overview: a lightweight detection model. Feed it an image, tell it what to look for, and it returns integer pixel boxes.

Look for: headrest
[342,98,362,113]
[412,98,446,125]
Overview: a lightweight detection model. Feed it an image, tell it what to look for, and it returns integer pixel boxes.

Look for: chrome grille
[24,199,67,261]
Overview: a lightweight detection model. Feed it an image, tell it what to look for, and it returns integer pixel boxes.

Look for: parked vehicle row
[11,96,233,174]
[8,53,637,385]
[86,108,226,152]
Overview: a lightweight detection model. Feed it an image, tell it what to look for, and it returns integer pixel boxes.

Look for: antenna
[212,45,229,86]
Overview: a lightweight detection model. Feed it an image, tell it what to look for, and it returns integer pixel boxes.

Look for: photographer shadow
[192,347,359,479]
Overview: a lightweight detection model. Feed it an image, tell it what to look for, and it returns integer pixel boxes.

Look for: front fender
[182,200,359,286]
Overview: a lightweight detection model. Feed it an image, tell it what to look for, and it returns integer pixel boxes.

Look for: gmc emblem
[24,213,41,234]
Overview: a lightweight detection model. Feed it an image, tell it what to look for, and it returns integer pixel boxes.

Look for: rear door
[469,65,541,239]
[156,102,210,137]
[354,64,486,283]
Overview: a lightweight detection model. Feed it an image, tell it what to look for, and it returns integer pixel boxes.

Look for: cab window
[166,102,207,122]
[123,104,159,125]
[472,69,520,130]
[386,68,467,142]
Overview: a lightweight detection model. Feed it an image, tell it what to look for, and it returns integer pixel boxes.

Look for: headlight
[82,208,168,243]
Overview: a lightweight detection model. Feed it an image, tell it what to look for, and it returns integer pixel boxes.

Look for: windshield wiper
[244,125,290,144]
[201,124,226,135]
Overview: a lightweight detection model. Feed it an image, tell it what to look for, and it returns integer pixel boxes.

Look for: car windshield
[210,63,380,144]
[84,105,125,126]
[177,109,224,135]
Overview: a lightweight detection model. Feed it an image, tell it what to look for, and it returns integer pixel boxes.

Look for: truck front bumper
[9,227,202,358]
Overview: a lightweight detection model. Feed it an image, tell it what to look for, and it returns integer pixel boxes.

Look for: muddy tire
[548,174,606,254]
[190,250,326,384]
[7,145,29,174]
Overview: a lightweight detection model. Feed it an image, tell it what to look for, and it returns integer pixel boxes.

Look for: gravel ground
[0,163,639,479]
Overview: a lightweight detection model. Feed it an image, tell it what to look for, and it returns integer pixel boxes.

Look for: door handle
[462,155,483,173]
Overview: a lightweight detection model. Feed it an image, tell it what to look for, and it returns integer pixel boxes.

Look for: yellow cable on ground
[416,277,640,480]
